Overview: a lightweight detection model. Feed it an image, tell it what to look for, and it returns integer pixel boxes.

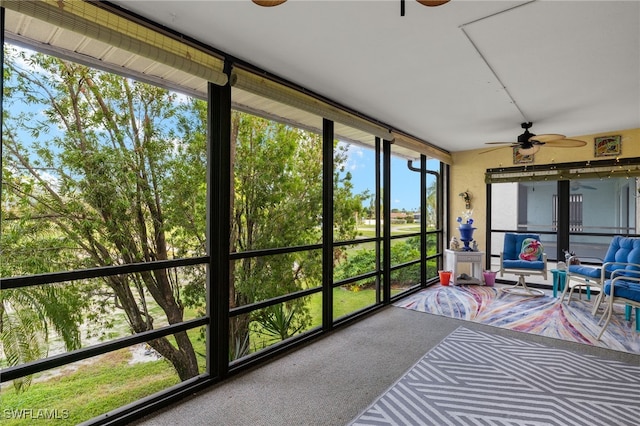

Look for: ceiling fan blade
[528,134,565,143]
[543,138,587,147]
[571,183,598,191]
[485,142,518,145]
[417,0,451,6]
[479,146,511,154]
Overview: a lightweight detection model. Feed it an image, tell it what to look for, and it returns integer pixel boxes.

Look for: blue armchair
[499,233,547,296]
[562,236,640,315]
[597,269,640,340]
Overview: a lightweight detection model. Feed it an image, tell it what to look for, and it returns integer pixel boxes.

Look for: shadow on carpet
[394,284,639,355]
[350,327,640,426]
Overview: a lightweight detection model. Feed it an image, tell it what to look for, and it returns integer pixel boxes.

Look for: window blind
[230,67,391,140]
[1,0,227,86]
[391,131,453,164]
[485,157,640,184]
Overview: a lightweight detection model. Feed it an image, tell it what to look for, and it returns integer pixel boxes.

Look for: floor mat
[394,284,639,355]
[350,327,640,426]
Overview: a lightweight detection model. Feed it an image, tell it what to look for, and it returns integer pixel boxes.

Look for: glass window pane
[568,235,615,263]
[230,110,323,252]
[390,236,421,267]
[425,232,440,281]
[334,139,377,243]
[231,297,320,361]
[425,167,438,231]
[0,266,206,365]
[2,45,207,279]
[492,181,558,233]
[0,340,204,424]
[333,242,378,283]
[390,264,421,292]
[231,249,322,309]
[569,177,637,234]
[390,147,420,237]
[333,278,379,321]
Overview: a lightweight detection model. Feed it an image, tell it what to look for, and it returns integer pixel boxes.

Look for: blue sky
[6,45,432,212]
[341,142,436,212]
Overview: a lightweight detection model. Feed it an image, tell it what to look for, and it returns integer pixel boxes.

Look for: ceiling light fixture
[517,146,540,156]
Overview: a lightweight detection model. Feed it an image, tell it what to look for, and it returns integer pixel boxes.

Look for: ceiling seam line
[458,0,537,29]
[460,26,528,123]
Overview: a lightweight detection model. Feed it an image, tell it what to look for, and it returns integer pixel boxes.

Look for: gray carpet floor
[133,305,640,426]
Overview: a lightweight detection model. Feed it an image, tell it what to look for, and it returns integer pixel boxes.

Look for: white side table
[445,249,484,285]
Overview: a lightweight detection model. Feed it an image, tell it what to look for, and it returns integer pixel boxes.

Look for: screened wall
[487,158,640,280]
[0,2,449,424]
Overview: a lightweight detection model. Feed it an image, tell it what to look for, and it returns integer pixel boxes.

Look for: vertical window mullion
[209,79,231,378]
[322,118,334,331]
[375,137,382,303]
[557,180,571,261]
[420,155,427,287]
[382,139,392,303]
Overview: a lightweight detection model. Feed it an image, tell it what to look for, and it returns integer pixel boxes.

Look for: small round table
[550,269,567,298]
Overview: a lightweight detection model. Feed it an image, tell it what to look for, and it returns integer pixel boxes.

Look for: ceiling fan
[484,122,587,155]
[571,182,597,191]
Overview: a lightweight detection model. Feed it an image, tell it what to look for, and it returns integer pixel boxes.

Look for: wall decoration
[594,135,621,157]
[458,191,472,209]
[513,148,534,164]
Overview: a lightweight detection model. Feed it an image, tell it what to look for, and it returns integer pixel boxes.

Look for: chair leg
[558,277,571,302]
[597,305,613,340]
[501,275,545,297]
[565,284,577,305]
[591,292,604,316]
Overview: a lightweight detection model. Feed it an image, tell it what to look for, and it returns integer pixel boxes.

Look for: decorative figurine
[459,190,472,210]
[472,240,478,252]
[450,236,460,251]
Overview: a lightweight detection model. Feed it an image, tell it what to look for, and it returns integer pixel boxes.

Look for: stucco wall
[449,127,640,253]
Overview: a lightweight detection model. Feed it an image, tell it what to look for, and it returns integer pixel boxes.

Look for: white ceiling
[79,1,640,153]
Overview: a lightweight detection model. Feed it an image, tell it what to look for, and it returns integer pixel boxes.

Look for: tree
[333,239,420,290]
[228,113,366,357]
[3,44,367,373]
[2,47,202,380]
[0,202,85,392]
[0,285,84,392]
[425,177,438,230]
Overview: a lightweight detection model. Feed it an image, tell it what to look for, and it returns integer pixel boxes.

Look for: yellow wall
[449,127,640,252]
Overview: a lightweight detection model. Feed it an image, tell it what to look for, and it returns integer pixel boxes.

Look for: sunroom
[1,1,639,425]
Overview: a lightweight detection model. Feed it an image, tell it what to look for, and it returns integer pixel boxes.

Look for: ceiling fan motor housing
[518,130,536,147]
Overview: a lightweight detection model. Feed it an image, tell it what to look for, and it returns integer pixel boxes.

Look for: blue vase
[458,224,476,251]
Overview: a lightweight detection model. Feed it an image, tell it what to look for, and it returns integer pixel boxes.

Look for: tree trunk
[107,274,199,380]
[228,113,251,360]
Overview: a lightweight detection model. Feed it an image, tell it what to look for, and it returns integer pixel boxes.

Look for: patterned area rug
[350,327,640,426]
[394,284,639,355]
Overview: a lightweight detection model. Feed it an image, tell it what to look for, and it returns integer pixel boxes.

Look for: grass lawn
[0,347,181,425]
[0,288,394,424]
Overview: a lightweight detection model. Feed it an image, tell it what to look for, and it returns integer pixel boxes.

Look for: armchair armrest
[569,255,604,265]
[610,273,640,287]
[603,261,640,280]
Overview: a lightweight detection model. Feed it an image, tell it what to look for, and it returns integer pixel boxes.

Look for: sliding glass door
[489,171,639,271]
[567,177,638,260]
